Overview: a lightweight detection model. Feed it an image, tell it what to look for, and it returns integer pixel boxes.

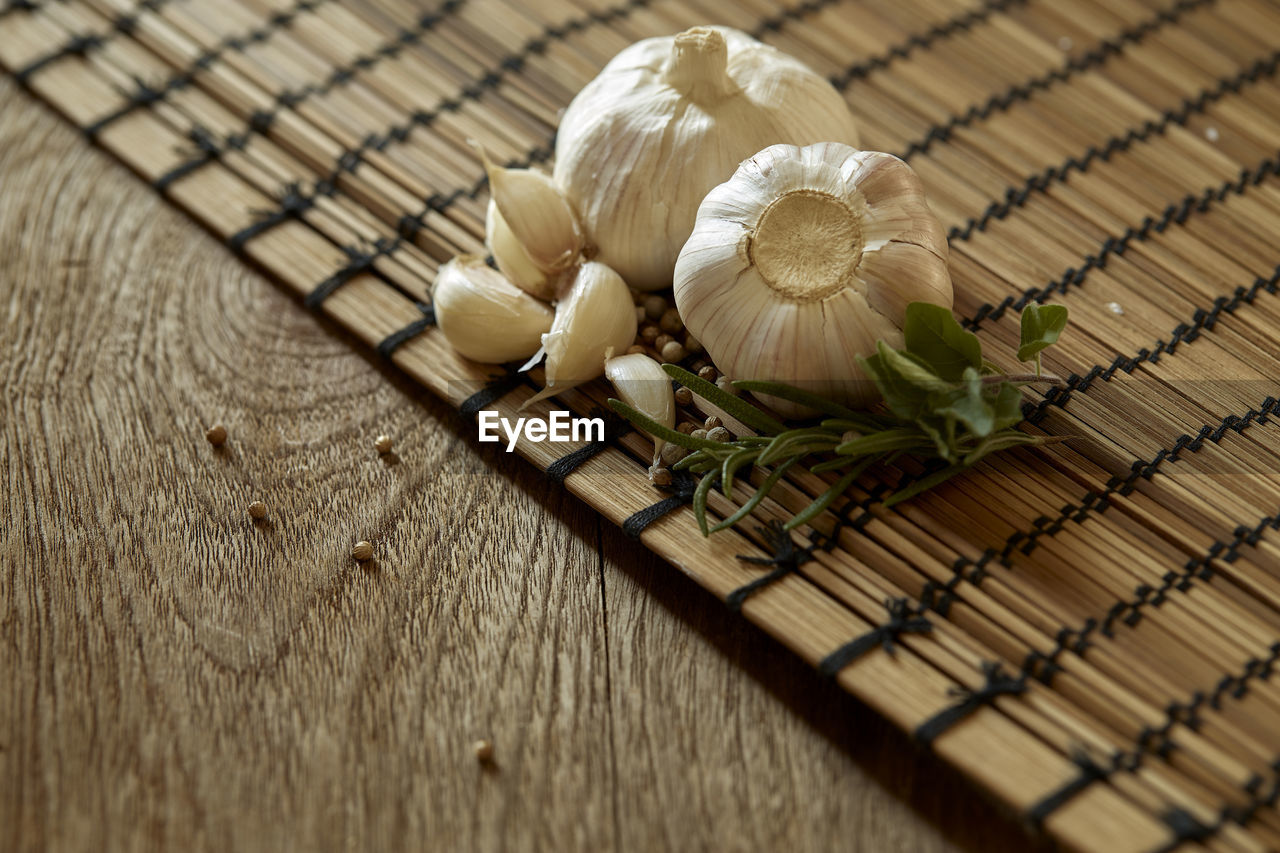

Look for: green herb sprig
[608,302,1069,536]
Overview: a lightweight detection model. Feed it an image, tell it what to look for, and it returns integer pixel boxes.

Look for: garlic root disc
[674,142,953,418]
[554,26,860,291]
[525,261,638,406]
[432,256,555,364]
[604,352,675,465]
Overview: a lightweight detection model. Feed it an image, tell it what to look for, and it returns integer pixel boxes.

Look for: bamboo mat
[5,0,1280,848]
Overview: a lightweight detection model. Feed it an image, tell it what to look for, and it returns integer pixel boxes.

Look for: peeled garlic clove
[525,261,638,406]
[554,26,860,290]
[674,142,952,418]
[604,352,674,465]
[486,199,556,301]
[433,255,555,364]
[477,145,582,274]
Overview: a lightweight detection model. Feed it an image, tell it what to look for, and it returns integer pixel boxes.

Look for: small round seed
[654,333,675,350]
[706,426,732,443]
[690,429,707,441]
[640,325,661,342]
[634,305,646,324]
[842,431,859,444]
[650,466,672,486]
[704,415,722,431]
[352,541,374,562]
[247,500,267,520]
[698,366,717,381]
[205,424,228,447]
[660,341,687,363]
[374,434,393,454]
[674,387,693,406]
[643,294,667,320]
[473,739,494,763]
[676,422,696,434]
[659,308,683,333]
[660,443,688,465]
[626,344,648,356]
[684,335,703,354]
[716,377,739,396]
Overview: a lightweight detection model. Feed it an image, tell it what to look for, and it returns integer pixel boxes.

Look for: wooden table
[0,78,1054,852]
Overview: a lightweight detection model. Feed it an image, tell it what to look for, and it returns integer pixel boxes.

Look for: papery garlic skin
[432,255,555,364]
[526,261,638,405]
[674,142,952,417]
[604,352,675,465]
[554,26,860,291]
[479,148,582,275]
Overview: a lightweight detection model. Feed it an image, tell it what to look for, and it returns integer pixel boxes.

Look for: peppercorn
[205,424,227,446]
[352,541,374,562]
[247,500,267,520]
[706,426,732,443]
[704,415,723,431]
[659,308,683,334]
[374,434,393,454]
[643,294,667,321]
[674,387,693,406]
[473,739,494,763]
[660,341,687,363]
[650,466,673,486]
[698,366,717,381]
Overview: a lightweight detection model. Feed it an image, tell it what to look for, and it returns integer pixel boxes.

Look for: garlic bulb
[554,25,860,290]
[478,146,582,284]
[604,352,675,465]
[432,255,555,364]
[526,261,638,406]
[674,142,953,417]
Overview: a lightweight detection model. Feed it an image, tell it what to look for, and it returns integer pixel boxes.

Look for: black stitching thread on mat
[962,152,1280,332]
[74,0,328,139]
[376,301,435,359]
[1150,808,1217,853]
[156,0,646,191]
[458,369,528,418]
[303,239,397,308]
[897,0,1215,161]
[726,521,815,612]
[1028,642,1280,825]
[829,0,1028,89]
[11,0,177,82]
[748,0,846,39]
[1024,264,1280,424]
[622,471,698,538]
[816,598,932,676]
[947,48,1280,243]
[545,409,629,483]
[224,180,317,249]
[1,0,39,16]
[915,661,1026,745]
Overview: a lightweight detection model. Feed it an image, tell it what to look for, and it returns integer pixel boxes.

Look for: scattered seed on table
[352,541,374,562]
[205,424,227,446]
[247,500,267,520]
[375,434,393,454]
[674,387,693,406]
[473,739,494,763]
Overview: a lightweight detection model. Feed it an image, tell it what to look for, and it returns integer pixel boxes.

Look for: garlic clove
[433,255,555,364]
[604,351,675,465]
[476,145,582,274]
[486,199,557,301]
[674,142,953,418]
[524,261,638,406]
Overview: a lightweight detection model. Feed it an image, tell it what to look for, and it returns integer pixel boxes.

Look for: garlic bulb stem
[665,28,737,103]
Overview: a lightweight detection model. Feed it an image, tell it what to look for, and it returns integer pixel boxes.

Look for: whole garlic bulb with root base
[674,142,953,418]
[523,261,638,407]
[432,256,555,364]
[554,26,860,291]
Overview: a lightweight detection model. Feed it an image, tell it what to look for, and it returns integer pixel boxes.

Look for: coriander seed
[247,500,267,520]
[352,541,374,562]
[684,335,703,354]
[677,422,696,434]
[654,333,675,350]
[659,308,683,333]
[660,341,687,363]
[375,434,393,454]
[626,344,648,356]
[716,377,738,395]
[205,424,228,447]
[660,443,688,466]
[698,366,717,381]
[650,466,672,486]
[674,387,693,406]
[704,415,722,431]
[706,426,732,443]
[640,325,661,342]
[690,429,707,441]
[643,294,667,320]
[473,739,494,763]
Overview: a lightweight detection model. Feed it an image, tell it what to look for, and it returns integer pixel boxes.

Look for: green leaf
[720,447,761,498]
[731,380,871,422]
[962,431,1046,466]
[835,427,933,457]
[1017,302,1069,363]
[708,459,797,534]
[607,399,726,451]
[915,415,958,463]
[990,381,1026,432]
[784,468,863,531]
[883,464,967,508]
[858,344,933,420]
[662,365,787,436]
[692,469,721,536]
[757,428,840,466]
[934,367,995,439]
[903,302,982,381]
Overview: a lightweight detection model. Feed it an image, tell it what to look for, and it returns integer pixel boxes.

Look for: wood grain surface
[0,78,1053,853]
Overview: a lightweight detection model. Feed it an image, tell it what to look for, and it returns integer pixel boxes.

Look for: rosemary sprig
[608,302,1069,535]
